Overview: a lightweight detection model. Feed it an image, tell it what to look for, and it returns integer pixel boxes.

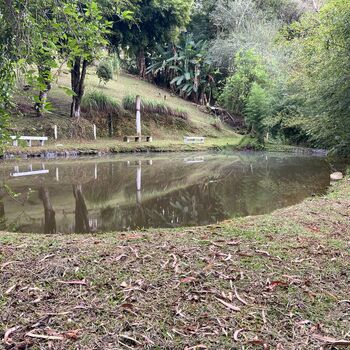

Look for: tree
[283,0,350,153]
[56,0,111,119]
[109,0,193,77]
[245,83,270,143]
[218,50,268,117]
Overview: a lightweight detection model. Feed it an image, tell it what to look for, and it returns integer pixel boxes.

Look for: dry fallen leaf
[266,280,289,291]
[3,326,21,344]
[233,328,245,341]
[26,331,64,341]
[312,333,350,345]
[215,297,241,312]
[180,276,196,284]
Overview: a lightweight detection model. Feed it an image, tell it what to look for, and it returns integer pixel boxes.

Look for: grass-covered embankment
[1,173,349,349]
[3,136,247,158]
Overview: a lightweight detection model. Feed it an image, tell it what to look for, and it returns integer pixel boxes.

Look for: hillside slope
[12,70,237,140]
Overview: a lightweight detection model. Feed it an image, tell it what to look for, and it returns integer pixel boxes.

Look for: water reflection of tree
[73,184,90,233]
[38,186,57,234]
[0,191,5,230]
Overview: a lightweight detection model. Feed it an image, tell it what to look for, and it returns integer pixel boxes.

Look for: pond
[0,152,334,234]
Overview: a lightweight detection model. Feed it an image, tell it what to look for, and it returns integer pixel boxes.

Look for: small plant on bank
[122,94,188,120]
[96,60,114,85]
[82,90,121,115]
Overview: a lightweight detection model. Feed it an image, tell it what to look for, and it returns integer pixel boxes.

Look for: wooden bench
[10,136,48,147]
[184,136,205,144]
[123,135,152,143]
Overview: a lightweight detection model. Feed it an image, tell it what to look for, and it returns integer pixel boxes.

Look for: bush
[109,52,121,75]
[96,60,114,85]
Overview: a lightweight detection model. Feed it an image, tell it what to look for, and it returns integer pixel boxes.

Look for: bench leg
[13,140,18,147]
[40,140,44,146]
[27,140,32,147]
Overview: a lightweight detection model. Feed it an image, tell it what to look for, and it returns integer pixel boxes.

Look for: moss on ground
[0,173,349,349]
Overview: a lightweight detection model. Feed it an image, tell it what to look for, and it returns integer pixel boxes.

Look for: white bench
[184,136,205,144]
[10,136,48,147]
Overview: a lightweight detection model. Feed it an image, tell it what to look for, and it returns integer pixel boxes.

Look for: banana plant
[147,35,217,105]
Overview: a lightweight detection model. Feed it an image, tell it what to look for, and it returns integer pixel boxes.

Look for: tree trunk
[137,48,146,78]
[39,186,56,234]
[70,57,88,119]
[35,65,52,118]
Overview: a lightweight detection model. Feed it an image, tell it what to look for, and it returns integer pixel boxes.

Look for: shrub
[96,60,114,85]
[109,52,121,75]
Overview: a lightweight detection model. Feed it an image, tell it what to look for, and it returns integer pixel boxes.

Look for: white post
[54,125,58,140]
[136,95,141,142]
[56,167,59,182]
[94,163,98,180]
[93,124,97,140]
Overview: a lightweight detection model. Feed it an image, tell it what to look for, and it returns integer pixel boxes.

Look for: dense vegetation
[0,0,349,155]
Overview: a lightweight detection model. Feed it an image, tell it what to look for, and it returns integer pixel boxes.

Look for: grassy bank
[1,173,349,349]
[3,136,246,158]
[12,71,236,140]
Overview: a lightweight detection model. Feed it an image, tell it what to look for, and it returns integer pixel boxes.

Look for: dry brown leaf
[3,326,21,344]
[180,276,196,284]
[312,333,350,345]
[185,345,208,350]
[234,286,248,305]
[63,329,80,340]
[266,280,289,291]
[5,284,17,295]
[233,328,245,341]
[26,331,64,341]
[215,297,241,311]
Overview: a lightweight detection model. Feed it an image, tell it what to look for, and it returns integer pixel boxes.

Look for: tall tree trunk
[39,186,56,234]
[0,192,5,230]
[70,57,88,119]
[137,48,146,78]
[73,184,90,233]
[35,65,52,118]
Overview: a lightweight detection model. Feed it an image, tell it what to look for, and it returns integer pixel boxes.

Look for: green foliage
[109,0,193,75]
[96,60,114,85]
[148,36,217,104]
[82,91,120,115]
[218,50,268,116]
[245,83,270,143]
[122,95,188,120]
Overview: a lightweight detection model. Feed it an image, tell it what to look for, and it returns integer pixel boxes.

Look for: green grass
[11,69,237,140]
[4,136,246,157]
[0,171,349,349]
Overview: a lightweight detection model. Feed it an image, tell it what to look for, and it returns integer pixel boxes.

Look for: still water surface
[0,152,332,233]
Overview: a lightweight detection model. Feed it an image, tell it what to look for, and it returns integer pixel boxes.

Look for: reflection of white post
[136,95,141,142]
[14,165,19,173]
[28,164,33,172]
[136,162,142,204]
[54,125,58,140]
[94,163,98,180]
[56,167,59,182]
[42,163,45,170]
[147,160,153,166]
